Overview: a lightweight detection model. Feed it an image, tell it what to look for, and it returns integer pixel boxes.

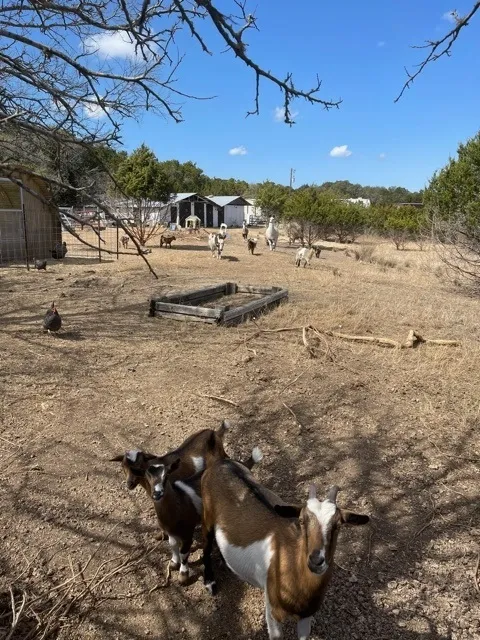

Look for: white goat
[295,247,316,268]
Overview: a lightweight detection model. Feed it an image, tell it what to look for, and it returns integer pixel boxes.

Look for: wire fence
[0,206,124,268]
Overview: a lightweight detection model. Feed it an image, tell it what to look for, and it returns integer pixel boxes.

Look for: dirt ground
[0,229,479,640]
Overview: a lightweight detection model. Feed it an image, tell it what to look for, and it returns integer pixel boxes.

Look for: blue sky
[91,2,480,191]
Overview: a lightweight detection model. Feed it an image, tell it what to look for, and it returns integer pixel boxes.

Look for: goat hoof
[178,571,191,585]
[170,561,180,571]
[205,580,217,596]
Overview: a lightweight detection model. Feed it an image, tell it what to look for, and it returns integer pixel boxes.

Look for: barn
[207,196,251,227]
[165,193,219,228]
[0,173,61,265]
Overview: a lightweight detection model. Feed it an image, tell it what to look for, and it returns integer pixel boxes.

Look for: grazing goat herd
[111,421,369,639]
[207,217,322,268]
[121,218,322,269]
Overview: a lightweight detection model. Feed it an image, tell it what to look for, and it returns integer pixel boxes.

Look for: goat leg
[178,537,194,585]
[202,526,217,595]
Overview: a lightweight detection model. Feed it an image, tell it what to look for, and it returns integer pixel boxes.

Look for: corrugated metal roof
[171,192,197,203]
[208,196,249,207]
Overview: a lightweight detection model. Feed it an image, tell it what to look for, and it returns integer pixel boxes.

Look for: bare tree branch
[396,2,480,102]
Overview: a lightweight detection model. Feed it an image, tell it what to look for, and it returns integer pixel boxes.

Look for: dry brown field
[1,228,479,639]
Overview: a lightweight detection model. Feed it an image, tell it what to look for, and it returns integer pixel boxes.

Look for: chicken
[43,301,62,334]
[34,259,47,271]
[50,241,68,259]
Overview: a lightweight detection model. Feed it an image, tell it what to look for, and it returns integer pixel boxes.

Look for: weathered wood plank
[155,301,223,318]
[153,311,218,324]
[153,283,227,304]
[236,284,281,295]
[225,282,237,295]
[150,282,289,326]
[178,291,226,305]
[222,289,288,325]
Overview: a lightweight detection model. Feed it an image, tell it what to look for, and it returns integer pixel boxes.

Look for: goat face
[275,485,369,577]
[110,450,157,490]
[146,457,181,501]
[216,236,225,258]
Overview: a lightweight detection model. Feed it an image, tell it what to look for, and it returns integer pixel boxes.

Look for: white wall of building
[245,198,263,223]
[223,205,245,227]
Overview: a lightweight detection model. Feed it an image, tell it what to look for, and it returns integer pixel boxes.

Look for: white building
[341,197,371,207]
[207,196,252,227]
[244,197,264,224]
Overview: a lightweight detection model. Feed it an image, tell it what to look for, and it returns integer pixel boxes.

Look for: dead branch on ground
[282,402,304,432]
[318,328,460,349]
[1,539,165,639]
[239,325,459,356]
[413,494,437,538]
[474,553,480,594]
[197,393,239,408]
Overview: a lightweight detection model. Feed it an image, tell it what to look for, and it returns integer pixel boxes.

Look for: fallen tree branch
[302,325,316,358]
[322,330,399,348]
[474,552,480,594]
[320,328,460,349]
[197,393,239,408]
[5,588,26,640]
[282,402,304,432]
[240,325,460,352]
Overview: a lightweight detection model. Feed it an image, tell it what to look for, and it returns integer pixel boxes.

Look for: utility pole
[289,168,296,189]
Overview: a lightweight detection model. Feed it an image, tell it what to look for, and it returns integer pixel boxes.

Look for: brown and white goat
[121,235,129,249]
[201,460,369,639]
[247,237,258,255]
[208,233,225,259]
[110,420,230,493]
[160,234,176,248]
[143,445,263,584]
[242,222,249,241]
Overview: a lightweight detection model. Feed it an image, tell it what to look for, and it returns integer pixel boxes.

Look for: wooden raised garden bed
[149,282,288,326]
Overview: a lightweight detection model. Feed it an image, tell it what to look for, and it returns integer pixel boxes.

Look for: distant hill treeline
[2,135,422,206]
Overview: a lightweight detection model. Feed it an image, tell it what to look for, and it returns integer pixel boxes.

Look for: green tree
[203,177,250,197]
[256,181,290,219]
[159,160,208,194]
[284,188,366,244]
[424,132,480,280]
[284,187,327,245]
[368,204,427,250]
[115,145,173,246]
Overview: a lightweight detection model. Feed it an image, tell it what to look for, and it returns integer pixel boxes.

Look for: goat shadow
[167,245,210,252]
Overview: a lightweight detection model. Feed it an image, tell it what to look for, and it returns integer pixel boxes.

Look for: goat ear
[274,504,302,519]
[109,454,125,462]
[340,510,370,526]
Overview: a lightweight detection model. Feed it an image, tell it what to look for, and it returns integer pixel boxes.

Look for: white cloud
[274,106,299,122]
[84,31,139,59]
[83,100,110,119]
[228,145,247,156]
[442,10,458,24]
[379,152,387,160]
[377,41,386,47]
[329,145,352,158]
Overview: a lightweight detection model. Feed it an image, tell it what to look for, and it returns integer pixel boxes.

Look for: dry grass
[0,230,479,639]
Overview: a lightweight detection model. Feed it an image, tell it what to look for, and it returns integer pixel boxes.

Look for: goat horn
[308,484,316,500]
[327,486,340,503]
